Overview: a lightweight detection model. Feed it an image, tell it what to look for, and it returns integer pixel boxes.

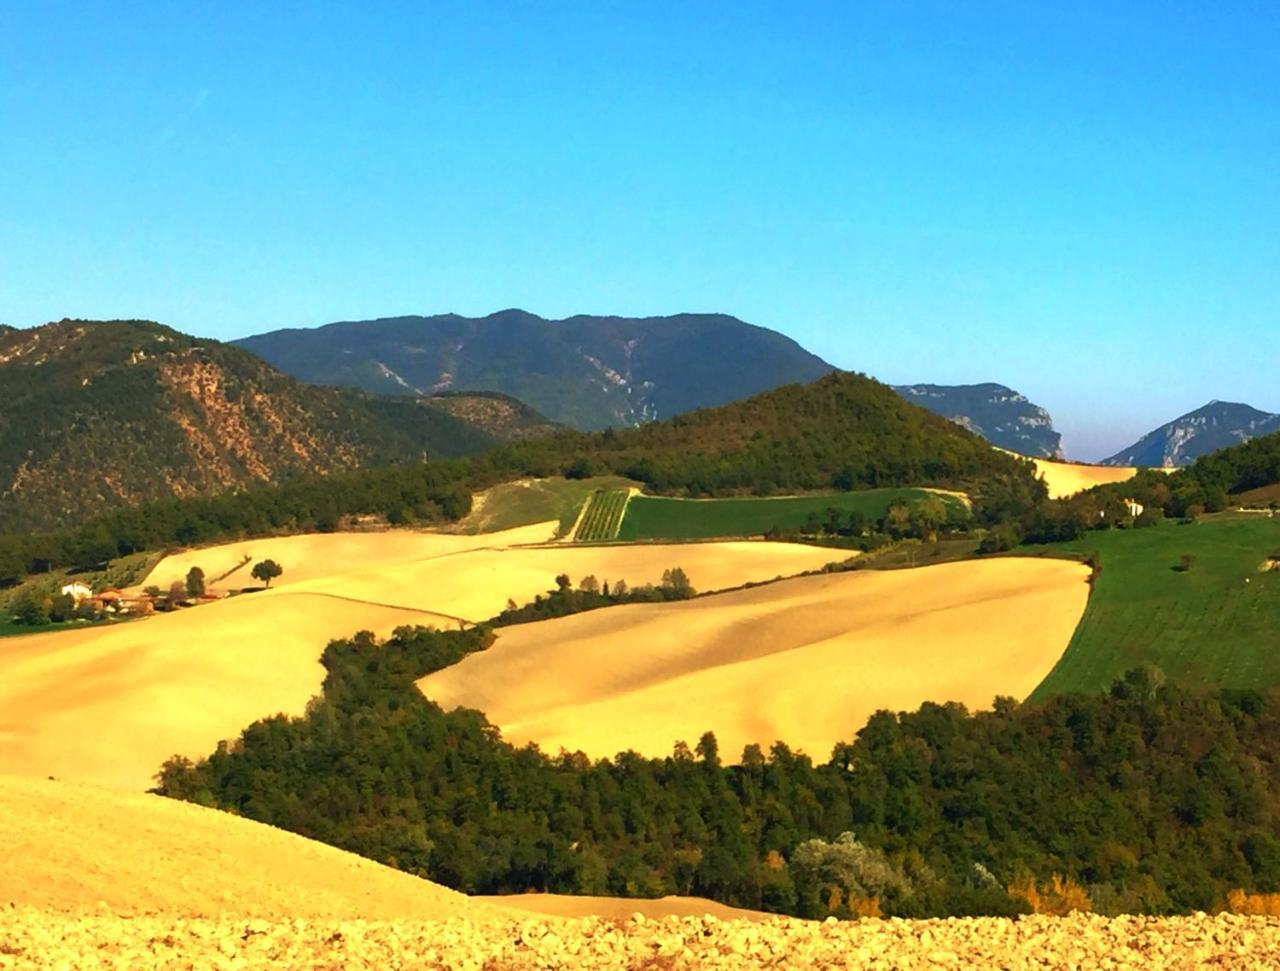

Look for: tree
[661,567,694,598]
[251,559,283,588]
[48,592,76,623]
[168,580,187,605]
[12,589,50,626]
[186,566,206,599]
[565,456,595,480]
[579,575,600,594]
[554,573,572,592]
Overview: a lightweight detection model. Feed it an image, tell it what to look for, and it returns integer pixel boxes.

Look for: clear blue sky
[2,2,1277,459]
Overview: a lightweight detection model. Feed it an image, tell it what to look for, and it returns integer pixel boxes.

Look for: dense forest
[157,620,1280,919]
[0,371,1044,585]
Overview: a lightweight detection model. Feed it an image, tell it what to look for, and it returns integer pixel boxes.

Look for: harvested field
[1,527,841,788]
[292,540,845,621]
[0,774,493,920]
[1031,458,1142,499]
[478,894,767,921]
[0,592,444,789]
[418,558,1090,760]
[4,910,1278,969]
[136,521,559,593]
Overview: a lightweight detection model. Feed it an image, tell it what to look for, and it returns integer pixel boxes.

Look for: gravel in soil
[4,909,1280,970]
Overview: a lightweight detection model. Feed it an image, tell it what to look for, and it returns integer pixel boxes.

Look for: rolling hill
[0,521,839,789]
[0,319,557,530]
[417,558,1089,761]
[1103,401,1280,468]
[892,383,1063,458]
[233,309,836,430]
[0,367,1044,585]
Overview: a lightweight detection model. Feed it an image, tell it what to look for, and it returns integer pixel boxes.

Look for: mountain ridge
[233,310,837,430]
[0,319,557,530]
[1103,400,1280,468]
[891,382,1063,459]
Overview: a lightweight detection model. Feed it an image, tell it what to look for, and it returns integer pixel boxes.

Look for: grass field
[462,476,636,535]
[573,489,631,542]
[1029,514,1280,699]
[616,488,964,541]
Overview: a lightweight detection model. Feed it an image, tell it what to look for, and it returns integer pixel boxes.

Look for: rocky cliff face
[1103,401,1280,468]
[892,383,1063,459]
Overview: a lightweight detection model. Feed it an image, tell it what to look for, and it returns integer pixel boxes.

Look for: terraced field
[617,488,965,541]
[573,488,631,542]
[1030,515,1280,698]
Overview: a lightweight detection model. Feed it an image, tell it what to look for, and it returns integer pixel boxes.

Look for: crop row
[574,490,629,542]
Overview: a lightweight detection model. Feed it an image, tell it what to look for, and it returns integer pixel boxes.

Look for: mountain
[233,310,836,431]
[892,383,1062,459]
[3,367,1044,582]
[0,320,556,530]
[1102,401,1280,468]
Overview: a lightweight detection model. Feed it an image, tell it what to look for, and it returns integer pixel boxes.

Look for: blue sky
[2,2,1277,459]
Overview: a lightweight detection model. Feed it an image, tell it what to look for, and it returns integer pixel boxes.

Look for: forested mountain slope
[0,320,553,530]
[0,369,1042,581]
[234,310,836,430]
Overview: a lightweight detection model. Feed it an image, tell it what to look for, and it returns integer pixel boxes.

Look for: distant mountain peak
[1103,401,1280,468]
[233,311,835,431]
[891,382,1063,459]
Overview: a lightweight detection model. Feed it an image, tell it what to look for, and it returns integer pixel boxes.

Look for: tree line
[156,619,1280,919]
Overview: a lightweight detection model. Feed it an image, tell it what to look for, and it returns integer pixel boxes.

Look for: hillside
[1029,516,1280,698]
[0,523,837,788]
[1103,401,1280,468]
[0,774,493,919]
[893,383,1063,458]
[0,320,557,530]
[418,559,1089,760]
[0,368,1044,584]
[234,309,836,430]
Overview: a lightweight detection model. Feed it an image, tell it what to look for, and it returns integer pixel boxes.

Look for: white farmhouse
[60,581,94,603]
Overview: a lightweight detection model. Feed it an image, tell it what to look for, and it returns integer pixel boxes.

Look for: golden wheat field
[135,520,560,593]
[0,527,844,789]
[290,539,845,621]
[0,592,446,789]
[417,558,1091,761]
[0,774,494,919]
[1030,458,1143,499]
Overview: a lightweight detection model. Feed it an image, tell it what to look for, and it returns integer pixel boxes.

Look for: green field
[1029,515,1280,699]
[573,489,631,542]
[461,476,637,535]
[616,489,965,541]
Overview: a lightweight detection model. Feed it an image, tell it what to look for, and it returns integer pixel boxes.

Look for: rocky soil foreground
[4,910,1280,970]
